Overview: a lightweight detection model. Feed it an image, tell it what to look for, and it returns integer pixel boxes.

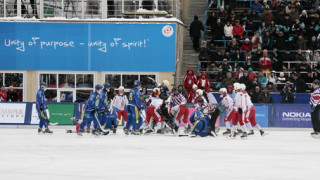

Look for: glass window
[40,74,57,88]
[59,74,75,88]
[140,75,156,89]
[122,75,138,88]
[5,73,23,87]
[105,74,121,88]
[45,89,57,102]
[76,74,94,88]
[60,91,74,102]
[76,90,93,102]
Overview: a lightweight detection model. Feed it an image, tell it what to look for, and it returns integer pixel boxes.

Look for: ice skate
[92,129,100,136]
[227,131,236,139]
[44,128,53,134]
[124,129,129,135]
[131,130,140,135]
[209,131,217,137]
[260,130,268,136]
[223,129,231,136]
[77,132,83,136]
[156,129,165,134]
[66,130,72,133]
[38,128,43,134]
[178,128,188,137]
[215,127,220,133]
[189,133,197,138]
[144,128,154,135]
[248,130,254,135]
[240,132,247,139]
[113,128,117,134]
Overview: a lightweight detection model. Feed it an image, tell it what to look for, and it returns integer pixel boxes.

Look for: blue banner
[255,105,269,127]
[274,105,312,127]
[0,22,176,71]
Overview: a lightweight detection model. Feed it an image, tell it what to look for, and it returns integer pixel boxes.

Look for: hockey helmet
[162,80,170,87]
[233,82,240,90]
[103,83,111,89]
[240,84,246,91]
[40,82,47,87]
[313,79,320,85]
[197,98,204,103]
[152,88,161,96]
[118,86,125,91]
[95,84,103,91]
[196,89,203,96]
[219,88,227,94]
[134,80,141,86]
[192,84,198,90]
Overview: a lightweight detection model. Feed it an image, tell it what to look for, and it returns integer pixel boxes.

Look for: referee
[310,79,320,136]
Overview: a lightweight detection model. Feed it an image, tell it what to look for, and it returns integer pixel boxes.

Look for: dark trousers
[192,36,200,51]
[311,105,320,132]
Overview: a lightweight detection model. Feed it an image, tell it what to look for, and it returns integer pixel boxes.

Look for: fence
[0,0,181,19]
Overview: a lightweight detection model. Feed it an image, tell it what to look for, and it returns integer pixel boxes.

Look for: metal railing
[0,0,181,19]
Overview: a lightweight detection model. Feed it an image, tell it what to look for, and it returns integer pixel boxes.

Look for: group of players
[35,79,266,138]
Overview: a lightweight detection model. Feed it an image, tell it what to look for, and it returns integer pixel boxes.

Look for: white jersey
[113,94,128,111]
[234,90,242,111]
[245,92,254,110]
[150,97,163,110]
[239,91,249,111]
[221,94,233,111]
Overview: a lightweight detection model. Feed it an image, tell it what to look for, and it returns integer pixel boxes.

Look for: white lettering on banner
[3,37,150,53]
[282,112,311,118]
[0,103,26,123]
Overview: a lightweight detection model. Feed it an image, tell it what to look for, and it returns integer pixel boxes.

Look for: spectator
[0,85,7,102]
[183,68,197,99]
[267,70,277,84]
[277,72,287,90]
[282,14,292,37]
[261,0,270,10]
[243,60,256,71]
[239,70,253,90]
[306,20,318,41]
[198,41,211,68]
[219,59,233,72]
[227,38,240,51]
[292,18,305,35]
[271,49,283,71]
[190,15,204,52]
[305,72,315,91]
[234,67,245,80]
[281,81,295,103]
[267,20,276,36]
[252,31,262,51]
[7,86,18,102]
[211,18,225,42]
[295,49,304,62]
[262,31,274,50]
[206,11,217,27]
[223,50,232,61]
[253,49,262,61]
[217,6,228,22]
[289,8,299,22]
[231,49,244,62]
[224,21,233,40]
[248,68,257,80]
[303,49,313,62]
[207,62,220,79]
[296,59,311,72]
[295,34,307,50]
[281,49,295,69]
[266,82,277,92]
[252,76,261,89]
[212,50,224,62]
[249,9,261,22]
[258,71,267,88]
[221,72,236,88]
[241,38,253,51]
[251,86,262,103]
[308,36,319,52]
[258,49,273,72]
[197,72,211,93]
[274,31,287,51]
[250,0,262,12]
[258,87,274,103]
[232,20,244,39]
[244,50,253,62]
[292,73,306,93]
[178,85,187,97]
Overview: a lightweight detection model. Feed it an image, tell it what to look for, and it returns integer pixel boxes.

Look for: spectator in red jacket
[232,20,244,39]
[0,85,7,102]
[197,72,211,93]
[187,84,198,103]
[258,49,273,73]
[241,38,253,51]
[248,67,257,81]
[184,68,197,100]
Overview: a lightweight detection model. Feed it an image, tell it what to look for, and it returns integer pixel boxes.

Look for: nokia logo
[282,112,311,118]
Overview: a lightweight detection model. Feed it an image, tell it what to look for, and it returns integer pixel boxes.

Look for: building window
[0,72,25,102]
[39,72,95,102]
[103,72,158,90]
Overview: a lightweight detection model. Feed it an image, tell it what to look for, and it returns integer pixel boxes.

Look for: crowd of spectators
[0,85,19,102]
[192,0,320,98]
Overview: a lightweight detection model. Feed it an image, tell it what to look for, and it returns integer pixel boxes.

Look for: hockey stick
[93,113,110,133]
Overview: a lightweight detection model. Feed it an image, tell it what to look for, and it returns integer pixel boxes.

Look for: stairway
[179,0,208,85]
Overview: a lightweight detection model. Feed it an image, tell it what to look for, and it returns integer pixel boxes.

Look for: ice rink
[0,128,319,180]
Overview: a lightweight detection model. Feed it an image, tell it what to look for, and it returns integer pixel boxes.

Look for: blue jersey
[128,87,142,108]
[84,91,100,111]
[107,106,118,119]
[98,90,109,110]
[189,110,207,124]
[36,89,46,110]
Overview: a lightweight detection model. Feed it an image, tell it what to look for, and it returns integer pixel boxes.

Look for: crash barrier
[0,101,313,128]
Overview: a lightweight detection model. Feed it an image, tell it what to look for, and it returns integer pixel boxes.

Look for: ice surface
[0,128,319,180]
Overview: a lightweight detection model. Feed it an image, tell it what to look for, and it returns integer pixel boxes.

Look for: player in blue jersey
[36,82,53,134]
[78,84,103,136]
[125,80,143,135]
[189,106,210,137]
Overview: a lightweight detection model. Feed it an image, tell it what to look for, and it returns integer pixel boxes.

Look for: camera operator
[280,81,295,104]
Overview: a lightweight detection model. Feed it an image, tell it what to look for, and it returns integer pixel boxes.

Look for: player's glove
[39,106,43,111]
[311,105,316,112]
[91,109,95,114]
[45,105,48,109]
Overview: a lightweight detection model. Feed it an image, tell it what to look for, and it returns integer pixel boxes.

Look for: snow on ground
[0,128,319,180]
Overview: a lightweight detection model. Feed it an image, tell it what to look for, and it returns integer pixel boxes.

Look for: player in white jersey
[113,86,129,126]
[193,89,208,104]
[243,87,266,136]
[217,88,234,135]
